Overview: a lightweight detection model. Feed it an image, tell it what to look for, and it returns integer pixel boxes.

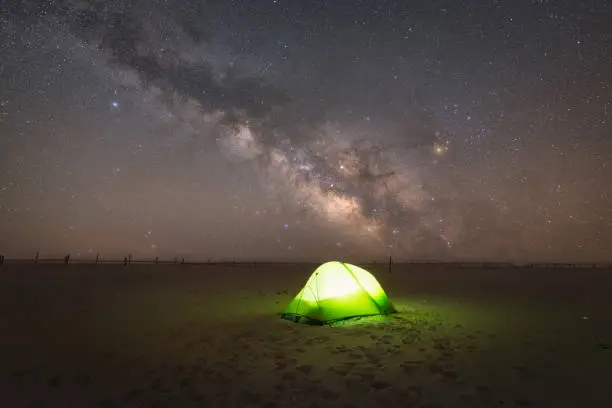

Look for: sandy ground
[0,263,611,407]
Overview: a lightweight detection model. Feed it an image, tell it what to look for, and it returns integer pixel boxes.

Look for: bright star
[433,141,449,155]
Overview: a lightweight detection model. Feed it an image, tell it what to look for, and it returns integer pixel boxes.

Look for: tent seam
[339,262,383,313]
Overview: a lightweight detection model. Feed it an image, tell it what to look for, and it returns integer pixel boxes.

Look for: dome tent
[281,261,396,325]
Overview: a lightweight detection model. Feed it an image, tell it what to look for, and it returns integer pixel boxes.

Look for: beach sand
[1,263,610,407]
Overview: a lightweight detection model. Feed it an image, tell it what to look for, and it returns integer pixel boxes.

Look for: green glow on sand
[281,261,396,324]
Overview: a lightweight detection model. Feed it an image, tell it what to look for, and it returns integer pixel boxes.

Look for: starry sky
[0,0,610,262]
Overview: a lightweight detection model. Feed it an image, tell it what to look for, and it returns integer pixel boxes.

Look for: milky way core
[1,1,610,262]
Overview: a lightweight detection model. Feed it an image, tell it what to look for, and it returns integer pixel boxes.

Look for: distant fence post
[0,254,4,267]
[95,253,100,264]
[64,254,70,265]
[388,255,393,274]
[123,256,128,266]
[155,256,159,265]
[181,257,185,265]
[35,251,39,264]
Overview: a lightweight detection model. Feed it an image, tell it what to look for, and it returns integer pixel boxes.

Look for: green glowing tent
[281,261,396,325]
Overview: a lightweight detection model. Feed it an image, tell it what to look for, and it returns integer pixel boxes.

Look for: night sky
[0,0,610,262]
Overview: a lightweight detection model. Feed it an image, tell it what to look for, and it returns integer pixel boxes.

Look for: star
[0,0,607,263]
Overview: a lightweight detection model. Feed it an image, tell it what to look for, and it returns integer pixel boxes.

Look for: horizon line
[1,256,610,268]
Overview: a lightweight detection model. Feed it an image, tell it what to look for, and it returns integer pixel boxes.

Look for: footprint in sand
[317,387,339,401]
[72,373,91,386]
[150,378,165,392]
[370,380,392,391]
[275,360,289,370]
[513,365,536,381]
[122,389,144,403]
[441,369,459,381]
[266,334,284,343]
[460,393,474,403]
[236,367,251,377]
[332,344,351,354]
[237,330,257,339]
[432,337,452,350]
[190,392,209,405]
[356,370,377,383]
[8,370,26,386]
[28,399,46,408]
[188,364,202,374]
[429,362,459,382]
[296,364,313,375]
[399,385,423,404]
[386,345,401,355]
[364,352,382,365]
[281,370,298,381]
[237,390,263,405]
[179,377,193,389]
[93,398,114,407]
[402,336,417,344]
[475,384,491,397]
[285,357,299,366]
[344,377,362,390]
[328,364,353,378]
[47,375,61,387]
[420,403,443,408]
[400,360,423,374]
[381,334,393,343]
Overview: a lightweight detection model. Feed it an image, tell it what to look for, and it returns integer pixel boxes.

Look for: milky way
[1,1,610,262]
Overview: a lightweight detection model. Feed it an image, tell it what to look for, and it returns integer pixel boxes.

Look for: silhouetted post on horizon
[388,255,393,274]
[0,254,4,267]
[95,253,100,264]
[35,252,39,264]
[64,254,70,265]
[123,256,128,266]
[155,257,159,264]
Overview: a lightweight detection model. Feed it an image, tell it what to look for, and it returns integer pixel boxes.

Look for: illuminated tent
[281,261,396,325]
